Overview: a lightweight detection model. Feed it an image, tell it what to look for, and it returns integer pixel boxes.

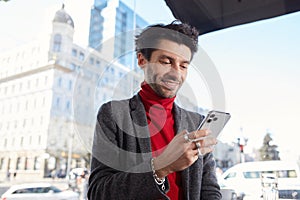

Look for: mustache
[162,74,181,83]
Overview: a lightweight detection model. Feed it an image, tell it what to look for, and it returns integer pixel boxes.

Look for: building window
[68,80,72,90]
[58,77,62,87]
[40,117,44,125]
[42,97,46,106]
[70,63,76,71]
[24,157,28,170]
[20,136,24,146]
[53,34,62,52]
[16,157,21,170]
[29,136,32,145]
[119,72,124,78]
[6,122,10,130]
[34,99,37,108]
[79,52,85,61]
[89,57,94,65]
[44,76,48,85]
[23,119,27,128]
[38,135,42,145]
[34,157,40,170]
[0,158,4,170]
[72,48,77,57]
[56,97,60,108]
[66,101,70,111]
[110,68,115,75]
[25,101,28,110]
[4,138,7,148]
[96,60,100,67]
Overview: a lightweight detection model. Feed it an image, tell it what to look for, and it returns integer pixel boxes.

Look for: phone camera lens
[210,114,215,118]
[207,119,212,123]
[213,117,218,121]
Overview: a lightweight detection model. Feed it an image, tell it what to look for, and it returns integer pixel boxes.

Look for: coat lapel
[129,95,152,153]
[173,103,189,134]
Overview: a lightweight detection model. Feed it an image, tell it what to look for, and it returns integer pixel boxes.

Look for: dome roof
[53,4,74,28]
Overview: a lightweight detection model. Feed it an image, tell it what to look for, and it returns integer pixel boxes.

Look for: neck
[139,81,175,109]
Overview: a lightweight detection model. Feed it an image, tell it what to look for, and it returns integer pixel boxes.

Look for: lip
[161,79,180,90]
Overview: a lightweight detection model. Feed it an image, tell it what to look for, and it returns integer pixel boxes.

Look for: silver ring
[184,130,193,143]
[184,133,189,143]
[196,143,202,156]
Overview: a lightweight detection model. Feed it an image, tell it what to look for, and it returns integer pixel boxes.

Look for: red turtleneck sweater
[139,82,183,200]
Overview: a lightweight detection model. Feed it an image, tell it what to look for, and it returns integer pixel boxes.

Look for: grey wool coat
[87,94,222,200]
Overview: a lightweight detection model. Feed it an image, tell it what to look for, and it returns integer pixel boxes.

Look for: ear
[137,52,147,69]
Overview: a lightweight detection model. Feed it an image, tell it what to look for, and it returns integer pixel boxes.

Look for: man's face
[138,39,192,98]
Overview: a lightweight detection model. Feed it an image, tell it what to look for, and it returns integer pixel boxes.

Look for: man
[88,21,222,200]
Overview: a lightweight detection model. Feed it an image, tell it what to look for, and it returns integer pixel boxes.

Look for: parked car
[219,160,300,199]
[278,185,300,199]
[220,182,242,200]
[0,183,79,200]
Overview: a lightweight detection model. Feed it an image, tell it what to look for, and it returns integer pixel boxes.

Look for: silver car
[1,183,79,200]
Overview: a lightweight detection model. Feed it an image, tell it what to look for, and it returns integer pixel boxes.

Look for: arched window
[53,34,62,52]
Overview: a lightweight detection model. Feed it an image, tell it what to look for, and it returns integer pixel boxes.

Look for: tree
[259,132,280,161]
[0,0,10,2]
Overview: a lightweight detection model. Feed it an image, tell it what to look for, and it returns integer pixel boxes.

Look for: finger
[191,147,201,159]
[200,137,218,147]
[193,142,201,150]
[182,130,194,143]
[191,129,211,141]
[182,130,198,143]
[199,145,215,155]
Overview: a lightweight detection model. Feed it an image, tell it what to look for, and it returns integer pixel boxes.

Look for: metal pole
[66,121,74,179]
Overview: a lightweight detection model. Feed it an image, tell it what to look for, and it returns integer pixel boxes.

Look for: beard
[148,74,182,98]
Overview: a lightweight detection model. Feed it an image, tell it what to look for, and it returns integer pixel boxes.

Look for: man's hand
[153,129,217,179]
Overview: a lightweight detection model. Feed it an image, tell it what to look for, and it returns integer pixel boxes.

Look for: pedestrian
[88,21,221,199]
[13,171,17,180]
[6,170,11,181]
[51,169,56,180]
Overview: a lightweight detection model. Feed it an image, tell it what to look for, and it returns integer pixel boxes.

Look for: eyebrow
[159,55,190,65]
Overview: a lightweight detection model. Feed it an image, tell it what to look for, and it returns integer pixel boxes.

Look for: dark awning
[165,0,300,35]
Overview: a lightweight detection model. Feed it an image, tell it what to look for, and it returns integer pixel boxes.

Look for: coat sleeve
[87,102,169,200]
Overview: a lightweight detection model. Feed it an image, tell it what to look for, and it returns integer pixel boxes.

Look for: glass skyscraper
[88,0,148,69]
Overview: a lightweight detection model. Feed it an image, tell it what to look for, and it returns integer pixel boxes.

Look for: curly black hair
[135,20,199,61]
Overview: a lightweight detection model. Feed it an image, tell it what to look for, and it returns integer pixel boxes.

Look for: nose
[168,62,182,79]
[171,61,181,71]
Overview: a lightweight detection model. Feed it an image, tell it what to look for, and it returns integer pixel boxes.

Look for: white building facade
[0,6,141,180]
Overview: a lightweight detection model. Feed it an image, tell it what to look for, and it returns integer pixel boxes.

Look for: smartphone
[192,110,231,141]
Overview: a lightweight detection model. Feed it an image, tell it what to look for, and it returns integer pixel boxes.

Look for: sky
[0,0,300,161]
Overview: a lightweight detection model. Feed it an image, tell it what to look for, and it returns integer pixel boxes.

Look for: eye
[180,64,189,69]
[159,59,171,65]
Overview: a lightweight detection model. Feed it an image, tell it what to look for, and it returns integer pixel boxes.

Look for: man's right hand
[153,129,217,179]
